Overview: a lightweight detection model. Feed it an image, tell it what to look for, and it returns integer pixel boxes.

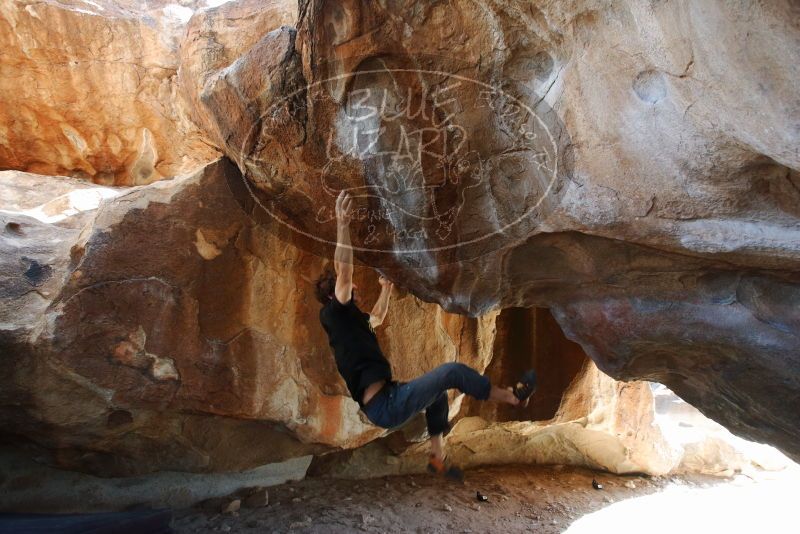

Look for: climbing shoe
[513,369,538,406]
[427,454,464,482]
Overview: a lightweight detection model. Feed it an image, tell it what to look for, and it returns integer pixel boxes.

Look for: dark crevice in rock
[464,307,588,422]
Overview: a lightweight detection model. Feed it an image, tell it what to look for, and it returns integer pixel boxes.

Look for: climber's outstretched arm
[370,276,393,328]
[334,191,354,304]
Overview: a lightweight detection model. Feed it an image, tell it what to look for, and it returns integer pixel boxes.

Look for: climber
[316,190,537,480]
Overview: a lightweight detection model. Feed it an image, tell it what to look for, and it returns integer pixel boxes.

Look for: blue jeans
[362,362,492,436]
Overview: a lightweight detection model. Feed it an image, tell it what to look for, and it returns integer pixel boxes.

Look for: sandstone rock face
[0,160,495,475]
[1,0,798,477]
[444,364,680,476]
[464,307,591,423]
[178,0,298,150]
[181,0,800,460]
[0,0,221,184]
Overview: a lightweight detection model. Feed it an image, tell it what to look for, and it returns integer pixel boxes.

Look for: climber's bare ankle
[489,385,519,405]
[430,433,445,462]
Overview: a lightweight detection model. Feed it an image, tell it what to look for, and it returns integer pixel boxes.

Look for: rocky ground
[171,464,762,533]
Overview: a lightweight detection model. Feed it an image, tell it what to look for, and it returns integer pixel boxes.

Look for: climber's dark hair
[314,269,337,304]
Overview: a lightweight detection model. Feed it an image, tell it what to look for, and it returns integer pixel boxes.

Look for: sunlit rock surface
[0,160,495,475]
[0,0,221,184]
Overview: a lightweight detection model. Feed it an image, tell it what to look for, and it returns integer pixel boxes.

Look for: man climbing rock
[317,191,537,480]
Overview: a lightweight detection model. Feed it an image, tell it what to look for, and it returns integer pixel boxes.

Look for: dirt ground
[171,464,722,533]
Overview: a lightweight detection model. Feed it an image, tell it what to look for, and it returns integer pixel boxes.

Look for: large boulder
[179,0,800,460]
[3,160,703,484]
[0,159,496,475]
[0,0,798,475]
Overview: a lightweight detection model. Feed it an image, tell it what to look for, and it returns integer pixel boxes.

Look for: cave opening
[465,307,589,422]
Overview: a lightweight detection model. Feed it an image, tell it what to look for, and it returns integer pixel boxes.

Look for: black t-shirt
[319,296,392,406]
